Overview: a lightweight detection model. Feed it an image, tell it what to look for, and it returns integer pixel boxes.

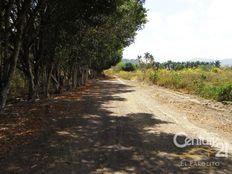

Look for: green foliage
[198,84,232,102]
[117,71,136,80]
[111,67,232,102]
[143,60,222,71]
[148,71,158,83]
[137,52,155,70]
[113,62,136,72]
[198,85,220,100]
[122,63,136,71]
[0,0,147,106]
[217,85,232,101]
[114,62,125,71]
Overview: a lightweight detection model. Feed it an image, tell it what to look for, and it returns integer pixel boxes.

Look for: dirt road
[1,77,232,173]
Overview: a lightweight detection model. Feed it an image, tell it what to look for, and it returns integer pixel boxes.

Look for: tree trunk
[28,68,37,100]
[81,68,85,85]
[0,31,23,111]
[23,46,37,101]
[0,87,8,112]
[85,68,89,82]
[0,0,30,111]
[44,62,53,98]
[72,63,78,88]
[77,65,82,87]
[33,62,40,99]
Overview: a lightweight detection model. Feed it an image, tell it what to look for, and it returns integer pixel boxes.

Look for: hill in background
[221,59,232,66]
[190,58,232,66]
[122,59,139,64]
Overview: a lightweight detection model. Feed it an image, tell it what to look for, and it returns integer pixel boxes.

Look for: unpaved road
[1,77,232,173]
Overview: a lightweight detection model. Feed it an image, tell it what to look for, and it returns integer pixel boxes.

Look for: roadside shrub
[113,62,136,72]
[148,71,158,83]
[192,79,204,93]
[217,85,232,101]
[122,62,135,72]
[117,71,135,80]
[200,74,207,80]
[199,65,213,71]
[109,66,232,102]
[113,62,125,72]
[170,72,183,88]
[198,85,219,100]
[211,67,221,73]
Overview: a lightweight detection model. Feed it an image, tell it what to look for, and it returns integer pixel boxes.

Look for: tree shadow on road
[0,79,232,174]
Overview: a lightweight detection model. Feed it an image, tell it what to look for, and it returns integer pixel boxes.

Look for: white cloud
[123,0,232,61]
[203,0,232,35]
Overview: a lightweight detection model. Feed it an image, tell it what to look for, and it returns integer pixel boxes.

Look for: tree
[0,0,147,111]
[144,52,155,68]
[137,52,155,70]
[215,60,221,68]
[122,63,135,72]
[0,0,46,110]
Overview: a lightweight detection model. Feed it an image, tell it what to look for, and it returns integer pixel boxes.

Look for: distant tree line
[155,60,221,70]
[117,53,222,72]
[0,0,147,110]
[133,53,221,71]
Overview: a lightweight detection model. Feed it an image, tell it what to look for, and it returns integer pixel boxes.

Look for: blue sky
[123,0,232,62]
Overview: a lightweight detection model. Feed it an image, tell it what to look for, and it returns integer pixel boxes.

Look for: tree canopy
[0,0,147,110]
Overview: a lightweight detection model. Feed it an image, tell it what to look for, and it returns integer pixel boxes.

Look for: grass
[105,67,232,102]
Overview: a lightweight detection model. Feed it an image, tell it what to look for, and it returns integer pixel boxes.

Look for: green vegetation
[113,62,136,72]
[0,0,147,110]
[107,54,232,102]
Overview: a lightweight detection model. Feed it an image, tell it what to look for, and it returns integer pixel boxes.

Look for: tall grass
[105,67,232,102]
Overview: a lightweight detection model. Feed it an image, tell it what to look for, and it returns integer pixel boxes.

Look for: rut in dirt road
[1,78,232,174]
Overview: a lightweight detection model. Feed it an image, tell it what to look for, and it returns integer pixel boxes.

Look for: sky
[123,0,232,62]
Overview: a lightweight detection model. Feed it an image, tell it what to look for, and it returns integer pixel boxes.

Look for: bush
[117,71,135,80]
[113,62,125,72]
[198,85,219,100]
[113,62,136,72]
[122,62,135,72]
[217,85,232,101]
[211,67,221,73]
[109,67,232,102]
[148,71,158,83]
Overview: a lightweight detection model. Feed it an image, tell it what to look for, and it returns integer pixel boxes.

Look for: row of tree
[136,53,221,70]
[156,60,221,70]
[0,0,147,110]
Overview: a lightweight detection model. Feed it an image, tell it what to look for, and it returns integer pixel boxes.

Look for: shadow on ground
[0,79,231,174]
